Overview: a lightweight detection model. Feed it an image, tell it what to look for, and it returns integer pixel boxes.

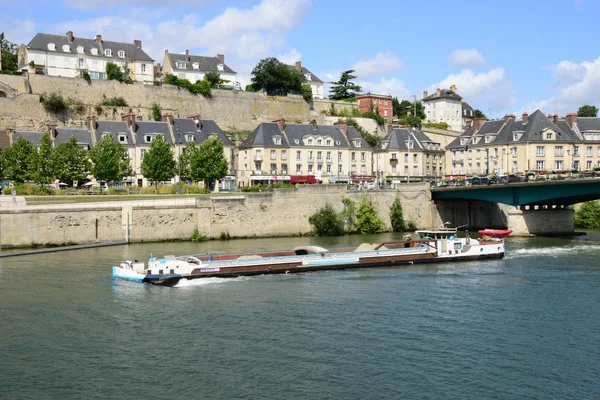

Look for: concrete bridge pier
[507,205,574,236]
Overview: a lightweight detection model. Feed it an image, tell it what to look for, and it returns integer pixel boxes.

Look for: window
[476,150,480,159]
[338,152,342,161]
[308,151,314,160]
[574,146,580,156]
[281,150,287,160]
[512,147,517,157]
[338,165,343,174]
[186,134,194,142]
[296,151,301,161]
[47,43,56,51]
[270,150,276,160]
[192,63,199,70]
[574,160,580,170]
[353,140,361,147]
[351,152,356,161]
[326,151,332,161]
[536,146,544,156]
[62,44,70,52]
[587,146,593,156]
[317,139,322,145]
[361,152,365,162]
[217,64,224,72]
[78,58,85,68]
[105,49,112,57]
[555,160,563,170]
[413,154,418,163]
[404,165,409,175]
[546,132,552,140]
[385,99,388,106]
[118,50,125,58]
[118,135,127,143]
[485,136,492,143]
[296,164,301,173]
[384,109,388,117]
[404,154,409,162]
[317,151,322,161]
[391,165,397,174]
[294,139,300,144]
[76,46,84,54]
[587,161,592,170]
[308,165,313,173]
[413,166,418,176]
[308,139,313,145]
[144,135,152,143]
[327,164,331,173]
[90,48,98,56]
[141,149,146,159]
[326,140,331,146]
[141,64,146,73]
[513,161,518,173]
[176,61,186,68]
[555,146,563,156]
[513,133,519,141]
[317,164,322,172]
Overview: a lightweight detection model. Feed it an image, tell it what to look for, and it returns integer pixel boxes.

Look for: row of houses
[16,31,326,99]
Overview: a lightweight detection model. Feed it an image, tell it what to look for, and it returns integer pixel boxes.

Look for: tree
[31,133,54,186]
[1,33,18,72]
[301,84,313,102]
[250,57,306,95]
[51,137,90,186]
[189,136,229,188]
[329,70,361,100]
[151,103,161,121]
[354,193,385,234]
[474,109,487,119]
[3,137,35,183]
[204,71,228,88]
[577,105,598,118]
[393,98,426,120]
[389,194,406,232]
[399,114,422,128]
[89,135,131,184]
[179,141,197,182]
[141,135,176,184]
[106,61,127,82]
[574,201,600,228]
[308,203,345,236]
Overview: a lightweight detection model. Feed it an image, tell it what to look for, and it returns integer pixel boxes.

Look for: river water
[1,233,599,399]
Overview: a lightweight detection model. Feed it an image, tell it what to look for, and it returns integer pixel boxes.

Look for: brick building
[356,93,393,120]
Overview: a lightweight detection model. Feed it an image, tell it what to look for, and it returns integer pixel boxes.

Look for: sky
[2,0,600,118]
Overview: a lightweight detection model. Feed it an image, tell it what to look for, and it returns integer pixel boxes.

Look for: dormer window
[217,64,224,72]
[47,43,56,51]
[192,63,199,70]
[485,136,493,144]
[145,135,152,143]
[307,139,313,145]
[118,50,125,58]
[118,134,127,143]
[407,141,414,149]
[105,49,112,57]
[305,73,311,80]
[353,140,361,147]
[76,46,84,54]
[176,61,186,69]
[90,48,98,56]
[460,138,468,145]
[513,133,522,141]
[62,44,70,52]
[294,139,300,144]
[326,139,331,146]
[101,133,110,140]
[317,139,322,145]
[186,134,194,142]
[336,141,341,145]
[274,136,282,145]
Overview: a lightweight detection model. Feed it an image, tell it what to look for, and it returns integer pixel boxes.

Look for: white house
[422,85,463,132]
[19,32,155,83]
[288,61,324,99]
[162,50,237,88]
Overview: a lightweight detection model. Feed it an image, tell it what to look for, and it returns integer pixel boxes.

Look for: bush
[362,110,385,125]
[301,84,312,102]
[191,228,207,242]
[422,122,450,130]
[40,93,68,114]
[242,182,296,192]
[390,194,406,232]
[341,196,356,233]
[3,184,54,196]
[163,73,212,97]
[79,70,91,83]
[152,103,161,121]
[308,203,345,236]
[354,194,386,234]
[219,231,231,240]
[170,183,209,194]
[574,201,600,228]
[406,220,418,231]
[101,95,128,107]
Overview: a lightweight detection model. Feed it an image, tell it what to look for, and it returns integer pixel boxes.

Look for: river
[1,233,599,399]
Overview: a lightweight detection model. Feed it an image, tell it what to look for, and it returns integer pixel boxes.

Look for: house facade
[237,119,373,187]
[19,32,154,83]
[422,85,463,132]
[356,93,393,120]
[288,61,324,99]
[162,50,237,88]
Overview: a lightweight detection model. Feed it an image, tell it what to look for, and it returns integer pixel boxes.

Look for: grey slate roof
[381,128,443,152]
[54,128,93,148]
[135,121,174,144]
[422,89,462,102]
[285,64,323,83]
[576,117,600,132]
[95,120,134,146]
[13,131,43,147]
[168,53,236,74]
[27,33,154,62]
[172,118,232,146]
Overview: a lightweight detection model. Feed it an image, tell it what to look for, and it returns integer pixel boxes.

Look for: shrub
[163,73,212,97]
[362,110,385,125]
[79,70,91,83]
[219,231,231,240]
[422,122,450,130]
[151,103,161,121]
[170,183,209,194]
[574,201,600,228]
[354,194,386,234]
[3,184,54,196]
[242,182,296,192]
[390,194,406,232]
[308,203,345,236]
[101,95,128,107]
[341,196,356,233]
[301,84,312,102]
[40,93,68,114]
[191,228,207,242]
[406,220,418,231]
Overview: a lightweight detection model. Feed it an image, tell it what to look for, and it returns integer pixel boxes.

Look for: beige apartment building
[445,110,600,177]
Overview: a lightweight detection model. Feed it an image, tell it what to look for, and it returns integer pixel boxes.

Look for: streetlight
[176,121,181,194]
[376,139,390,189]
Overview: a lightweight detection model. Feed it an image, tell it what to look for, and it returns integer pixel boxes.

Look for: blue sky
[3,0,600,117]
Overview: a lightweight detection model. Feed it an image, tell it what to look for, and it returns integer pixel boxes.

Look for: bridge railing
[432,171,600,188]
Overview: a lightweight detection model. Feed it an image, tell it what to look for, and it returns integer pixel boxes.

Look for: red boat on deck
[478,229,513,237]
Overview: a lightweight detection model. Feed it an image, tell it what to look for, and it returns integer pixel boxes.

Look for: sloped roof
[167,53,236,74]
[422,89,462,102]
[95,120,134,146]
[576,117,600,132]
[54,127,93,148]
[135,121,174,144]
[27,33,154,62]
[13,131,44,147]
[461,102,474,111]
[172,118,232,146]
[382,128,442,152]
[285,64,323,83]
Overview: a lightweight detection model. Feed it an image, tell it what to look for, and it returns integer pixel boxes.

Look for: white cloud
[447,48,485,67]
[522,56,600,115]
[429,68,517,113]
[276,48,302,65]
[352,52,403,79]
[358,77,409,98]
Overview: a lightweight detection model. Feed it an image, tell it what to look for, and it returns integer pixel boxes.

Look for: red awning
[290,175,317,184]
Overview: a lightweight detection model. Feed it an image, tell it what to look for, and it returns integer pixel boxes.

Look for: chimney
[185,49,190,61]
[187,113,201,129]
[450,84,457,93]
[337,121,347,135]
[423,90,428,99]
[121,112,135,130]
[503,114,515,124]
[522,112,529,124]
[295,61,302,72]
[465,120,472,128]
[137,112,143,121]
[473,118,486,130]
[273,117,286,132]
[47,122,57,139]
[217,54,224,64]
[436,88,441,97]
[66,31,74,43]
[95,34,102,44]
[162,113,173,124]
[86,115,97,131]
[553,114,559,125]
[309,119,317,130]
[566,112,578,127]
[387,124,398,134]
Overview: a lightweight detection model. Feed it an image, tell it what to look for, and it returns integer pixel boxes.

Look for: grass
[24,193,233,205]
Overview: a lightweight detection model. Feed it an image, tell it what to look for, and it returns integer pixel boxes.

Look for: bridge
[431,179,600,235]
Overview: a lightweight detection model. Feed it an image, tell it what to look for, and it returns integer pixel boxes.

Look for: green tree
[106,61,124,82]
[341,196,357,233]
[354,193,386,234]
[204,71,229,88]
[3,137,35,183]
[574,201,600,228]
[31,132,54,186]
[250,57,306,95]
[179,141,197,182]
[89,135,131,184]
[245,84,256,92]
[51,137,90,186]
[141,135,176,184]
[301,84,313,102]
[393,98,426,120]
[308,203,345,236]
[577,105,598,118]
[399,114,422,128]
[151,103,161,121]
[389,194,406,232]
[473,109,487,119]
[189,136,229,188]
[1,33,18,71]
[329,70,361,100]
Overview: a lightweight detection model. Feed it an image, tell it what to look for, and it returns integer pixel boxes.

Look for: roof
[285,64,323,83]
[27,33,154,62]
[422,89,463,102]
[135,121,174,144]
[381,128,443,152]
[95,120,134,146]
[462,102,473,111]
[0,131,10,151]
[54,127,93,148]
[13,131,44,147]
[172,118,232,146]
[576,117,600,133]
[167,53,236,74]
[356,93,393,100]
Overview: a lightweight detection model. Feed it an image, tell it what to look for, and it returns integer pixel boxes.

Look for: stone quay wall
[0,185,434,247]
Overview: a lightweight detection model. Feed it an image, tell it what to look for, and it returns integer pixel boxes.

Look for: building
[376,126,445,187]
[444,110,600,177]
[356,93,393,120]
[162,50,237,88]
[462,102,474,130]
[287,61,324,99]
[237,119,373,187]
[19,32,154,83]
[422,85,463,132]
